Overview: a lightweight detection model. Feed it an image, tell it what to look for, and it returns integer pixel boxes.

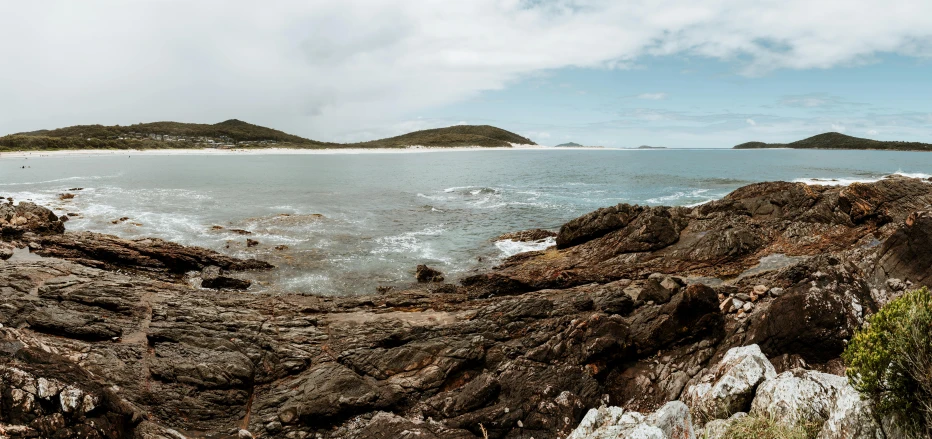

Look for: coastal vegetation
[843,287,932,436]
[0,120,534,151]
[734,132,932,151]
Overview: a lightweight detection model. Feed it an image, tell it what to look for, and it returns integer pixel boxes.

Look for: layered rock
[2,177,931,438]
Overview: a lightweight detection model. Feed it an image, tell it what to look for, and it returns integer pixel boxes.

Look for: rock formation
[2,176,931,438]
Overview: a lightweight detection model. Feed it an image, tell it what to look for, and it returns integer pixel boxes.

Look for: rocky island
[2,175,931,438]
[0,121,535,152]
[734,132,932,152]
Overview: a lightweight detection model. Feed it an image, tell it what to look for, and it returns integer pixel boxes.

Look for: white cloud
[778,93,863,109]
[831,123,847,132]
[746,118,757,126]
[3,1,932,140]
[636,93,668,100]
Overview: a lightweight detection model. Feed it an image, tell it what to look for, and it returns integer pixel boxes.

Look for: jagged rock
[3,177,932,438]
[684,344,776,423]
[200,265,251,290]
[0,201,65,237]
[751,369,848,431]
[566,401,695,439]
[415,264,444,283]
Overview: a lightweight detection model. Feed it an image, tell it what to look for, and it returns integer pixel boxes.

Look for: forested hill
[734,132,932,151]
[0,121,536,151]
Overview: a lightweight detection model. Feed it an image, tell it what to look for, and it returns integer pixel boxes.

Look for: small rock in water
[416,264,444,283]
[246,238,259,247]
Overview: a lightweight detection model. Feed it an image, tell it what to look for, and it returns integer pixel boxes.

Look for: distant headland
[733,132,932,152]
[0,120,536,152]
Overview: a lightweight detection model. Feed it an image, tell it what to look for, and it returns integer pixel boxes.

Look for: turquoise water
[1,149,930,295]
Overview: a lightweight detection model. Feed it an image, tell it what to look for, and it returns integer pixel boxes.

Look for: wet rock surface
[495,228,557,242]
[1,177,931,438]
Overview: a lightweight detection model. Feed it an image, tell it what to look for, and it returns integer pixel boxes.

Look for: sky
[2,0,932,148]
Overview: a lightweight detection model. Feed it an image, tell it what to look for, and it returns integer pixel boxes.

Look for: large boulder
[750,369,847,431]
[684,344,776,423]
[567,401,696,439]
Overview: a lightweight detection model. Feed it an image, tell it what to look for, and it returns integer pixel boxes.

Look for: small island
[733,132,932,151]
[555,142,584,147]
[636,145,667,149]
[0,120,536,152]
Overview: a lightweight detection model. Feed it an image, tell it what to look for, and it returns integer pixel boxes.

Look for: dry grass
[717,415,816,439]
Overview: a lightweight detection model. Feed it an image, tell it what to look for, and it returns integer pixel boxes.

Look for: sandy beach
[0,144,608,159]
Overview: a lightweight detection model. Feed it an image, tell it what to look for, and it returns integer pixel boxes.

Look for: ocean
[2,148,930,295]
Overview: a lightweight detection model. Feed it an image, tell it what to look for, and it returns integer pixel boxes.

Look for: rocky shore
[2,175,931,438]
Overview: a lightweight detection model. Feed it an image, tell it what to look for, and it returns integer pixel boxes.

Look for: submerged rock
[415,264,444,282]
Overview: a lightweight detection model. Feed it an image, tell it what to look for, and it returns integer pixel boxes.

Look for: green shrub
[843,287,932,436]
[718,415,812,439]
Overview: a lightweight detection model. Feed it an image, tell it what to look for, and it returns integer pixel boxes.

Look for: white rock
[567,402,694,439]
[59,385,84,413]
[751,369,847,431]
[567,406,627,439]
[816,384,883,439]
[684,345,776,423]
[646,401,696,439]
[37,377,61,399]
[769,287,785,297]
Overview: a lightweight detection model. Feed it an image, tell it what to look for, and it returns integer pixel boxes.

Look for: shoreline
[0,144,609,158]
